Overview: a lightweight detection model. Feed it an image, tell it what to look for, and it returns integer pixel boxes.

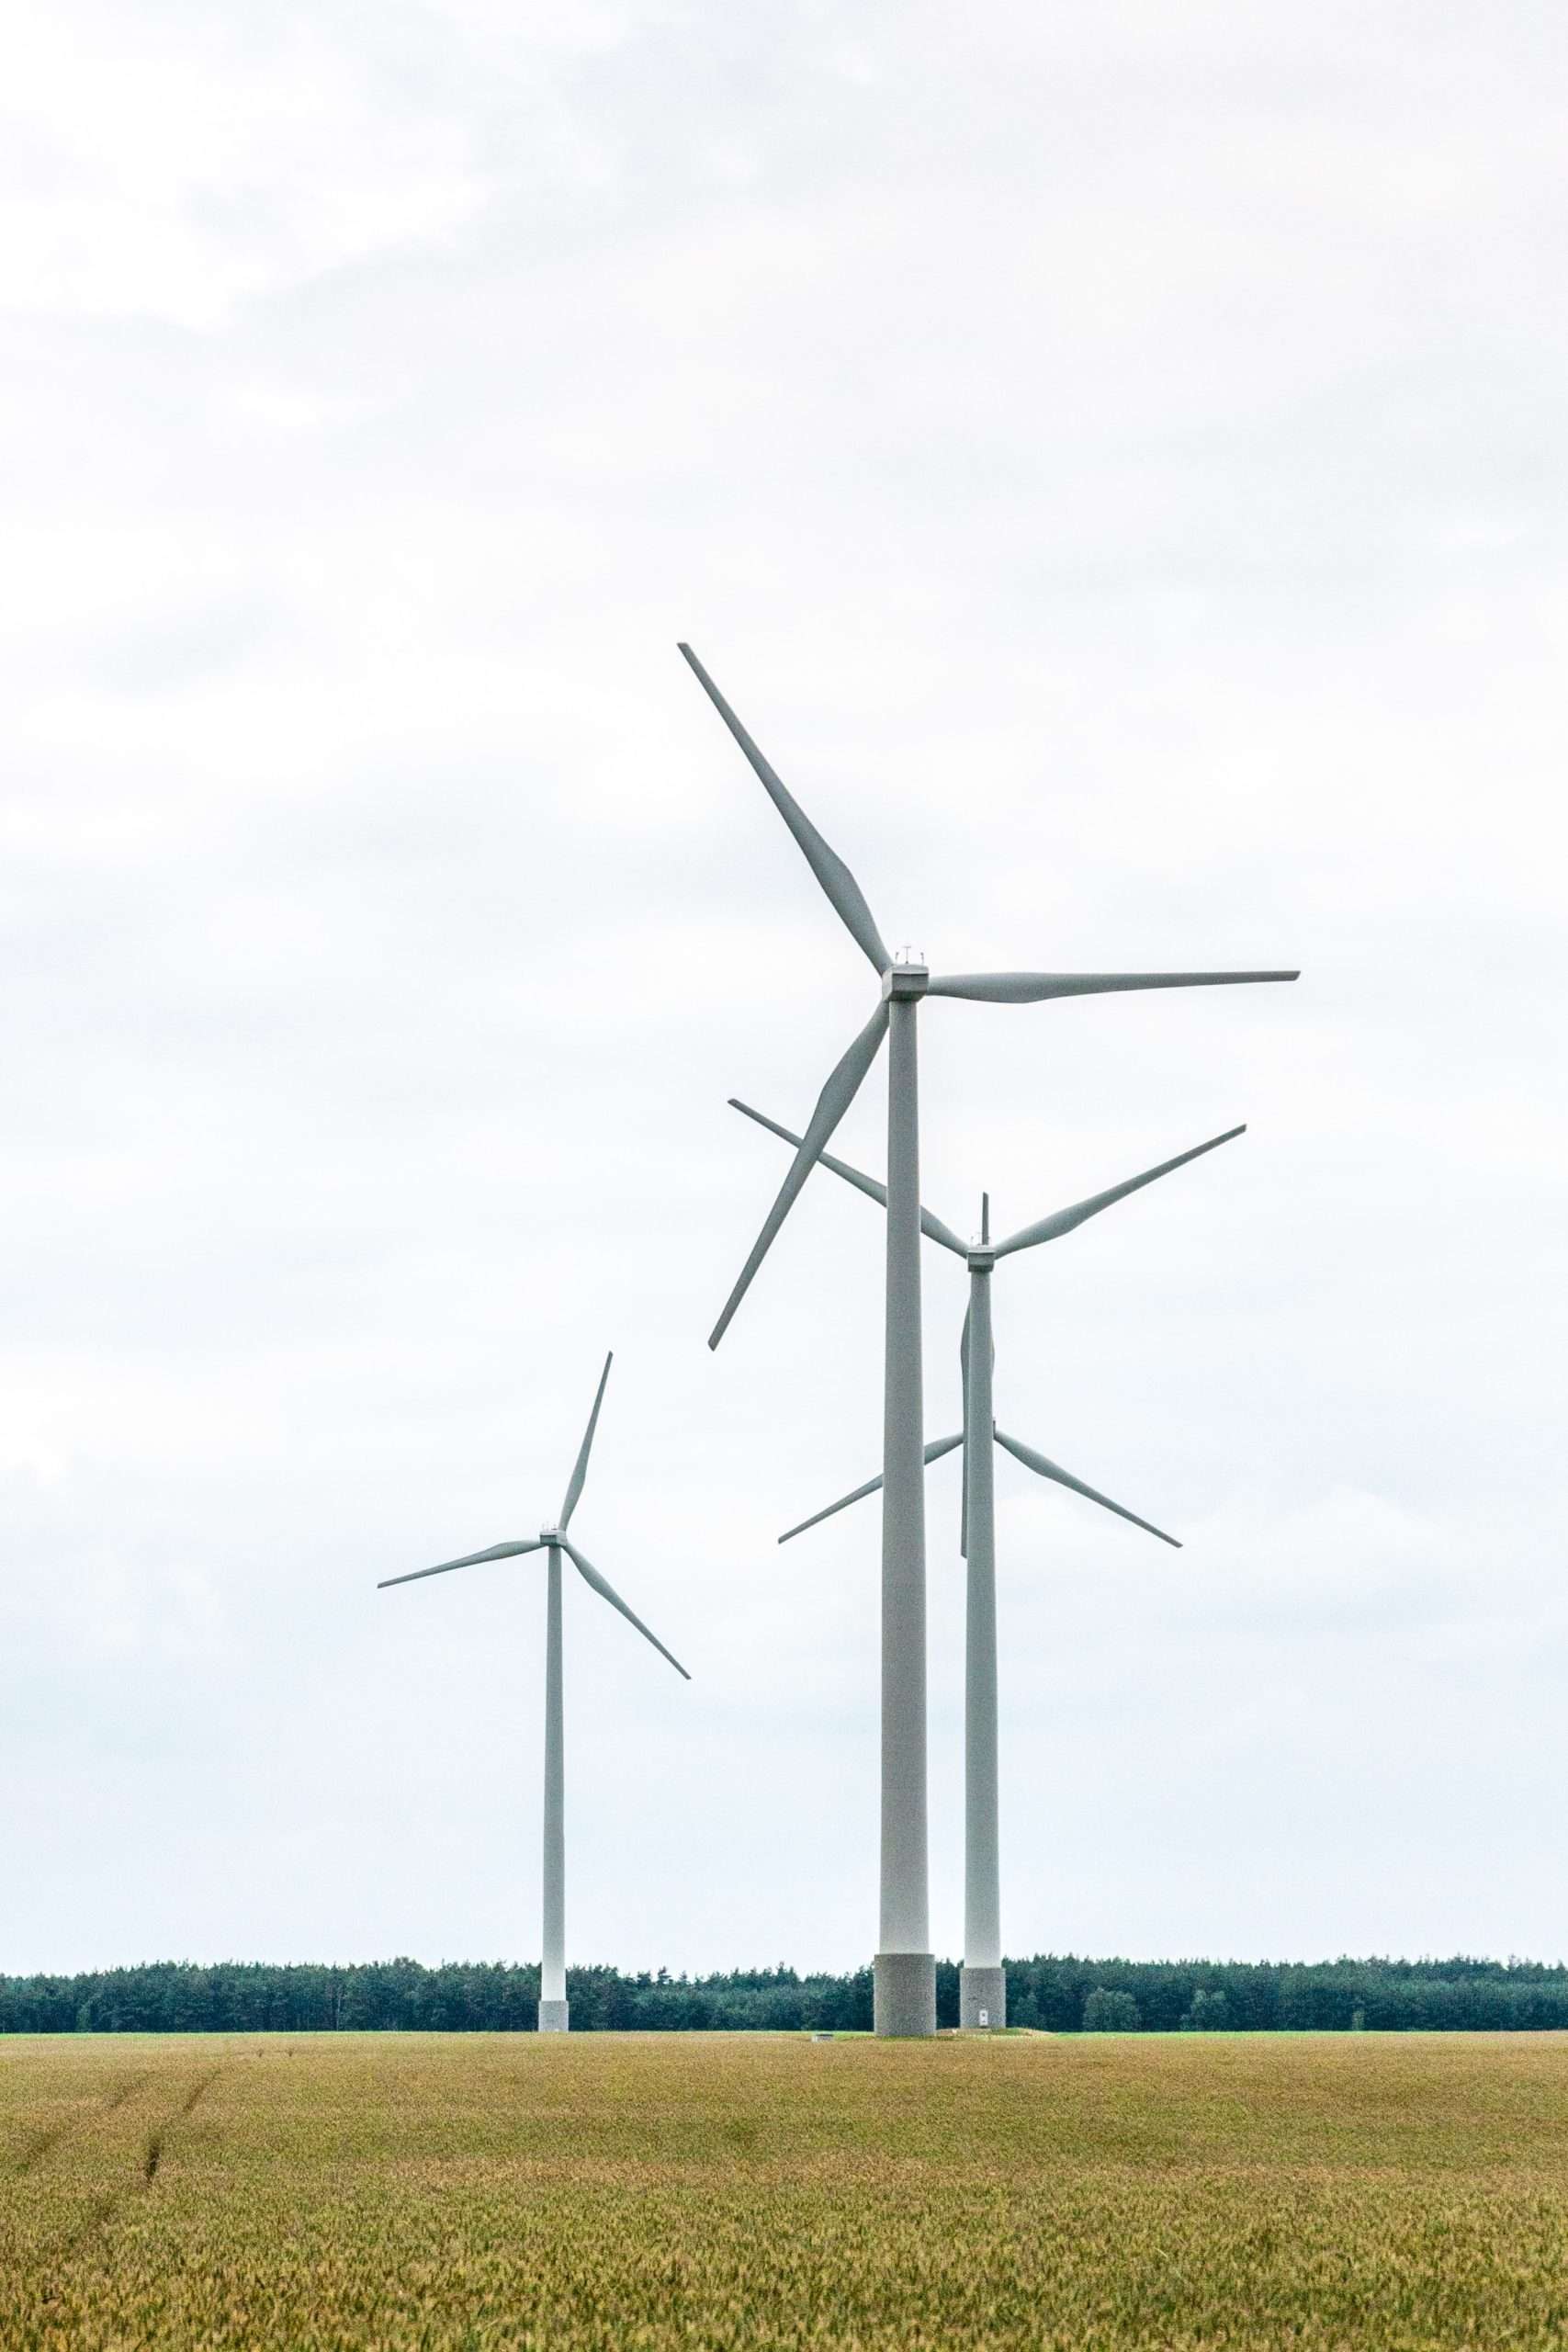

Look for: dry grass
[4,2030,1568,2347]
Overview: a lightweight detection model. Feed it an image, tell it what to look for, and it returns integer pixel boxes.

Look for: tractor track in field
[178,2064,220,2116]
[15,2120,73,2174]
[28,2062,229,2284]
[12,2069,152,2175]
[103,2069,153,2113]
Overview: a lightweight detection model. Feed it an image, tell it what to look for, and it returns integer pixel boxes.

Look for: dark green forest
[6,1954,1568,2034]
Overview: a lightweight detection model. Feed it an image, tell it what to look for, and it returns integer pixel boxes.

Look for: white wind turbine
[378,1352,689,2033]
[736,1102,1242,2030]
[682,639,1297,2034]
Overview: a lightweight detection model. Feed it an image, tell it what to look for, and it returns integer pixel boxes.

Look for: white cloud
[0,6,491,327]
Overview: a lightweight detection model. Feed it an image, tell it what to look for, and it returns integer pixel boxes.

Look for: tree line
[6,1953,1568,2034]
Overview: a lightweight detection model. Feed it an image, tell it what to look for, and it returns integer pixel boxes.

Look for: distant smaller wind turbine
[737,1102,1242,2029]
[378,1352,689,2033]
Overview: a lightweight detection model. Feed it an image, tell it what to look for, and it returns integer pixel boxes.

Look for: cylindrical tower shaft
[875,988,936,2035]
[960,1262,1005,2030]
[539,1544,569,2032]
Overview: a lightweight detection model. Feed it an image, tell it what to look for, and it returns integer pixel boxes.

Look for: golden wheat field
[4,2030,1568,2350]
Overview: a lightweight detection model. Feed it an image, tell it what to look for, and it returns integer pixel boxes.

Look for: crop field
[5,2031,1568,2350]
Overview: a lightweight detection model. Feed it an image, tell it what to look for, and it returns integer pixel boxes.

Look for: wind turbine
[378,1352,689,2033]
[736,1102,1242,2030]
[682,639,1297,2034]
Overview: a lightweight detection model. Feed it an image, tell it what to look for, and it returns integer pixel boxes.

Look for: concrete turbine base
[537,2000,570,2034]
[874,1951,937,2036]
[960,1965,1007,2030]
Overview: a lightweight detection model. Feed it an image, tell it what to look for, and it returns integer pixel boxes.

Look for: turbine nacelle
[882,961,930,1001]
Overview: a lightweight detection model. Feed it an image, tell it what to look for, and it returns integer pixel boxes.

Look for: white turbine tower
[378,1352,689,2033]
[682,639,1297,2035]
[735,1105,1242,2029]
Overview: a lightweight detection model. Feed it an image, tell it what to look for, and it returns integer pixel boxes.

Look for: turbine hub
[882,959,929,1002]
[965,1247,997,1272]
[539,1528,565,1547]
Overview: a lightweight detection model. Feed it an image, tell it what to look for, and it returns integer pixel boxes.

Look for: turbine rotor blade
[729,1098,966,1257]
[926,969,1300,1004]
[994,1429,1181,1548]
[560,1351,613,1528]
[779,1432,964,1544]
[994,1125,1247,1259]
[558,1536,691,1679]
[709,1004,890,1350]
[678,644,891,975]
[378,1538,545,1590]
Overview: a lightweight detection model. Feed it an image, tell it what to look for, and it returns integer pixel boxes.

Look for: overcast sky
[4,0,1565,1979]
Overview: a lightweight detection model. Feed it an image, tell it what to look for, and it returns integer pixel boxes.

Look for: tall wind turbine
[683,637,1297,2034]
[737,1102,1241,2030]
[378,1353,689,2033]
